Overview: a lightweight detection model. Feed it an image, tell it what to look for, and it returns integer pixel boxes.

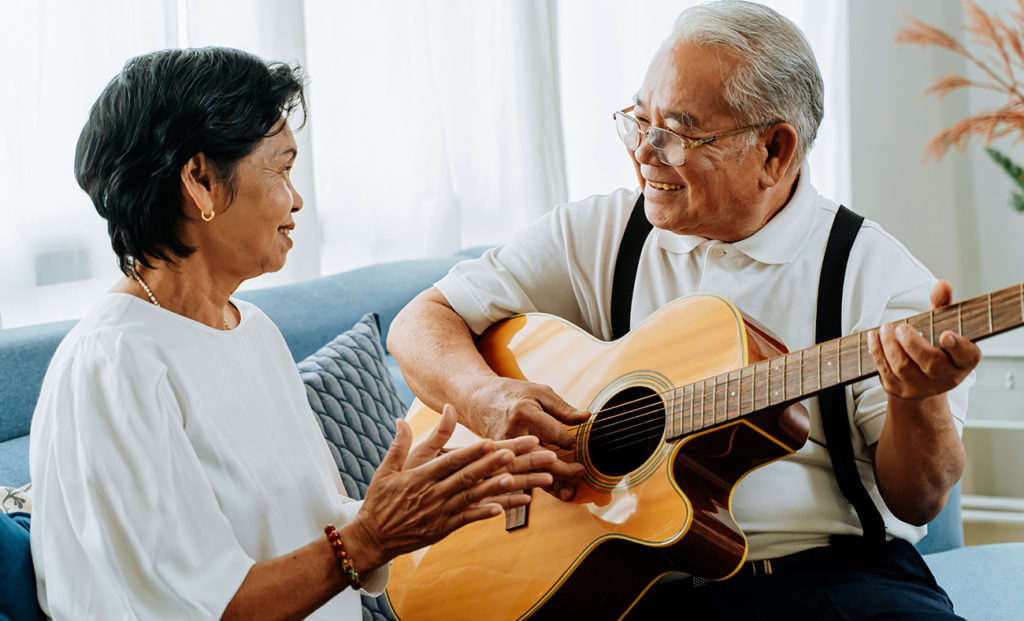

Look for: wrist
[340,516,387,576]
[887,392,947,415]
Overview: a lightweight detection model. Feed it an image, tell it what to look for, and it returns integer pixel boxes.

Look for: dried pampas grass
[896,0,1024,160]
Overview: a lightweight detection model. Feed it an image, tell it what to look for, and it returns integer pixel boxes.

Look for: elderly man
[389,1,978,618]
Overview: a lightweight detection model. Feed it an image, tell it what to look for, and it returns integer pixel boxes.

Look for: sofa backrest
[0,320,77,445]
[0,245,967,553]
[0,251,482,485]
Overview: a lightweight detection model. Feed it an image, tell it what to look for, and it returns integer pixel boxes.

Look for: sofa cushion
[298,312,403,500]
[1,483,31,514]
[0,435,30,488]
[924,542,1024,621]
[0,511,45,620]
[298,313,403,621]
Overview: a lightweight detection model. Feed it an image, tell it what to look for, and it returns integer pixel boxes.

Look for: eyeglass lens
[615,112,685,165]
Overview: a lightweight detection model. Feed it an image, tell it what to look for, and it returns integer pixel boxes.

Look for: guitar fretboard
[663,283,1024,440]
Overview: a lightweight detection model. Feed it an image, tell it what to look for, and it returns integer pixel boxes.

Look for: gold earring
[201,210,215,222]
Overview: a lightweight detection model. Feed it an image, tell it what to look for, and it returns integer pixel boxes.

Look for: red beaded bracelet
[324,524,362,590]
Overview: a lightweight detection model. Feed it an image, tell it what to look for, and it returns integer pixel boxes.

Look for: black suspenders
[610,195,885,547]
[816,205,886,549]
[610,195,652,341]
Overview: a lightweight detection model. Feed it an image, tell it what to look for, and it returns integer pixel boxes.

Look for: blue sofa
[2,249,1022,620]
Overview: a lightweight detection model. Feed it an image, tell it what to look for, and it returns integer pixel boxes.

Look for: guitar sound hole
[587,386,665,477]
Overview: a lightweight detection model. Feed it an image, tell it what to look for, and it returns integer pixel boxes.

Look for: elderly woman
[28,47,554,620]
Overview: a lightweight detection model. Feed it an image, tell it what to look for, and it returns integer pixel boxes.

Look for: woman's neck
[114,254,242,330]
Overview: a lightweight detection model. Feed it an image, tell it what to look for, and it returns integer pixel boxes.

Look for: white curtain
[0,0,848,328]
[303,0,568,273]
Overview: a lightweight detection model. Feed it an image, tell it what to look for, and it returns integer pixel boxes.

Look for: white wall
[849,1,977,293]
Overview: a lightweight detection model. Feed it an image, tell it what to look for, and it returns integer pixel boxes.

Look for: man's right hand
[468,376,590,500]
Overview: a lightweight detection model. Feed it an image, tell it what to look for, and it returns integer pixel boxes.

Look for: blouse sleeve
[30,330,255,619]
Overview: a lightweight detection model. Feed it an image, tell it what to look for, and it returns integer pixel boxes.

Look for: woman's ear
[759,122,799,188]
[179,153,221,221]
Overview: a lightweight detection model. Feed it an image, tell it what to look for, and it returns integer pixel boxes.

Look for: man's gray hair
[667,1,824,161]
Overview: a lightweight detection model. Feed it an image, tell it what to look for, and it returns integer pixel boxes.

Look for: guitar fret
[988,292,994,334]
[717,375,728,424]
[799,350,804,396]
[817,344,822,390]
[783,355,788,400]
[701,379,710,430]
[667,389,677,438]
[712,376,718,424]
[857,332,863,376]
[682,384,692,434]
[929,309,935,345]
[837,337,842,383]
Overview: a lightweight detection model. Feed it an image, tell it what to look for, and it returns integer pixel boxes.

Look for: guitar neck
[664,283,1024,440]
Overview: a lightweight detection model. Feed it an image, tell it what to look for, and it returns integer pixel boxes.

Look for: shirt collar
[655,162,817,265]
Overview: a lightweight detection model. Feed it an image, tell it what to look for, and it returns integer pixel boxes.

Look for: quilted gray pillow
[298,312,404,499]
[298,313,404,621]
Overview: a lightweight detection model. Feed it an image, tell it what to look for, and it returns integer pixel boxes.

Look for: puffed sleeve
[436,205,584,335]
[30,330,255,619]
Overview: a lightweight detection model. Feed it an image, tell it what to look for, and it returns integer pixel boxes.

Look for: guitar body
[386,294,810,620]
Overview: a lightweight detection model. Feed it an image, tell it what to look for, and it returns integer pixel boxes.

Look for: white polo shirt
[436,165,971,559]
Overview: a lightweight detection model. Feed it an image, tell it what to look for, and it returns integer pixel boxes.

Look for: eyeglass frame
[613,105,774,165]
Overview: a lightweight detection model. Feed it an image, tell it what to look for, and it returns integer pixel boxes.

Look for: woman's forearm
[222,524,378,621]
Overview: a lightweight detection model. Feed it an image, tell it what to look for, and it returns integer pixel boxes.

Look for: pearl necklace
[128,262,232,331]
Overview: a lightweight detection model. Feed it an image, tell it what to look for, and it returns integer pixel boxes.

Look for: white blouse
[30,294,386,620]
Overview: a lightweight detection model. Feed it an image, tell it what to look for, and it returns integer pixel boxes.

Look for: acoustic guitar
[385,285,1022,620]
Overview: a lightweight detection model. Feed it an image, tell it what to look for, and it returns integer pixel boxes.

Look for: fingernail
[559,488,573,501]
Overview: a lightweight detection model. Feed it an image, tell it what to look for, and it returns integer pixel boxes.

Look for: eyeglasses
[613,106,770,166]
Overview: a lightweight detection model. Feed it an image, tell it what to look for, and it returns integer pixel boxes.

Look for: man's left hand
[867,280,981,401]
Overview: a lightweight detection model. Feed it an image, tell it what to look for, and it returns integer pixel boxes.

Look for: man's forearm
[387,287,497,432]
[873,393,965,525]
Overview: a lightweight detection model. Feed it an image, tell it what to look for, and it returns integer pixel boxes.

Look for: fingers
[509,400,584,450]
[447,503,503,529]
[868,322,978,399]
[538,390,592,426]
[479,492,533,510]
[504,446,558,474]
[929,280,953,310]
[405,404,458,469]
[377,419,412,475]
[441,468,554,514]
[492,434,541,456]
[867,328,896,387]
[939,331,982,371]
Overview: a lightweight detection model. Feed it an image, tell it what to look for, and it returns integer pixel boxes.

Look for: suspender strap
[817,205,886,548]
[611,194,653,340]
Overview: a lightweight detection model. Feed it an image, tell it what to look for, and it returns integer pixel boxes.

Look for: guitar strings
[563,304,993,451]
[584,300,993,436]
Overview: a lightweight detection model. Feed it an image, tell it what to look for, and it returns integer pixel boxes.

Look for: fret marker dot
[730,391,735,397]
[827,361,832,366]
[774,391,779,397]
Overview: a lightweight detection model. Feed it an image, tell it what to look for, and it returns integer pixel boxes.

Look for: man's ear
[759,122,799,188]
[179,153,221,220]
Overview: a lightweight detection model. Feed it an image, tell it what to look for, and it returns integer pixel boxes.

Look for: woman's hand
[343,405,555,573]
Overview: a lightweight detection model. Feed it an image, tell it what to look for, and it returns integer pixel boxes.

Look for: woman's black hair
[74,47,306,273]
